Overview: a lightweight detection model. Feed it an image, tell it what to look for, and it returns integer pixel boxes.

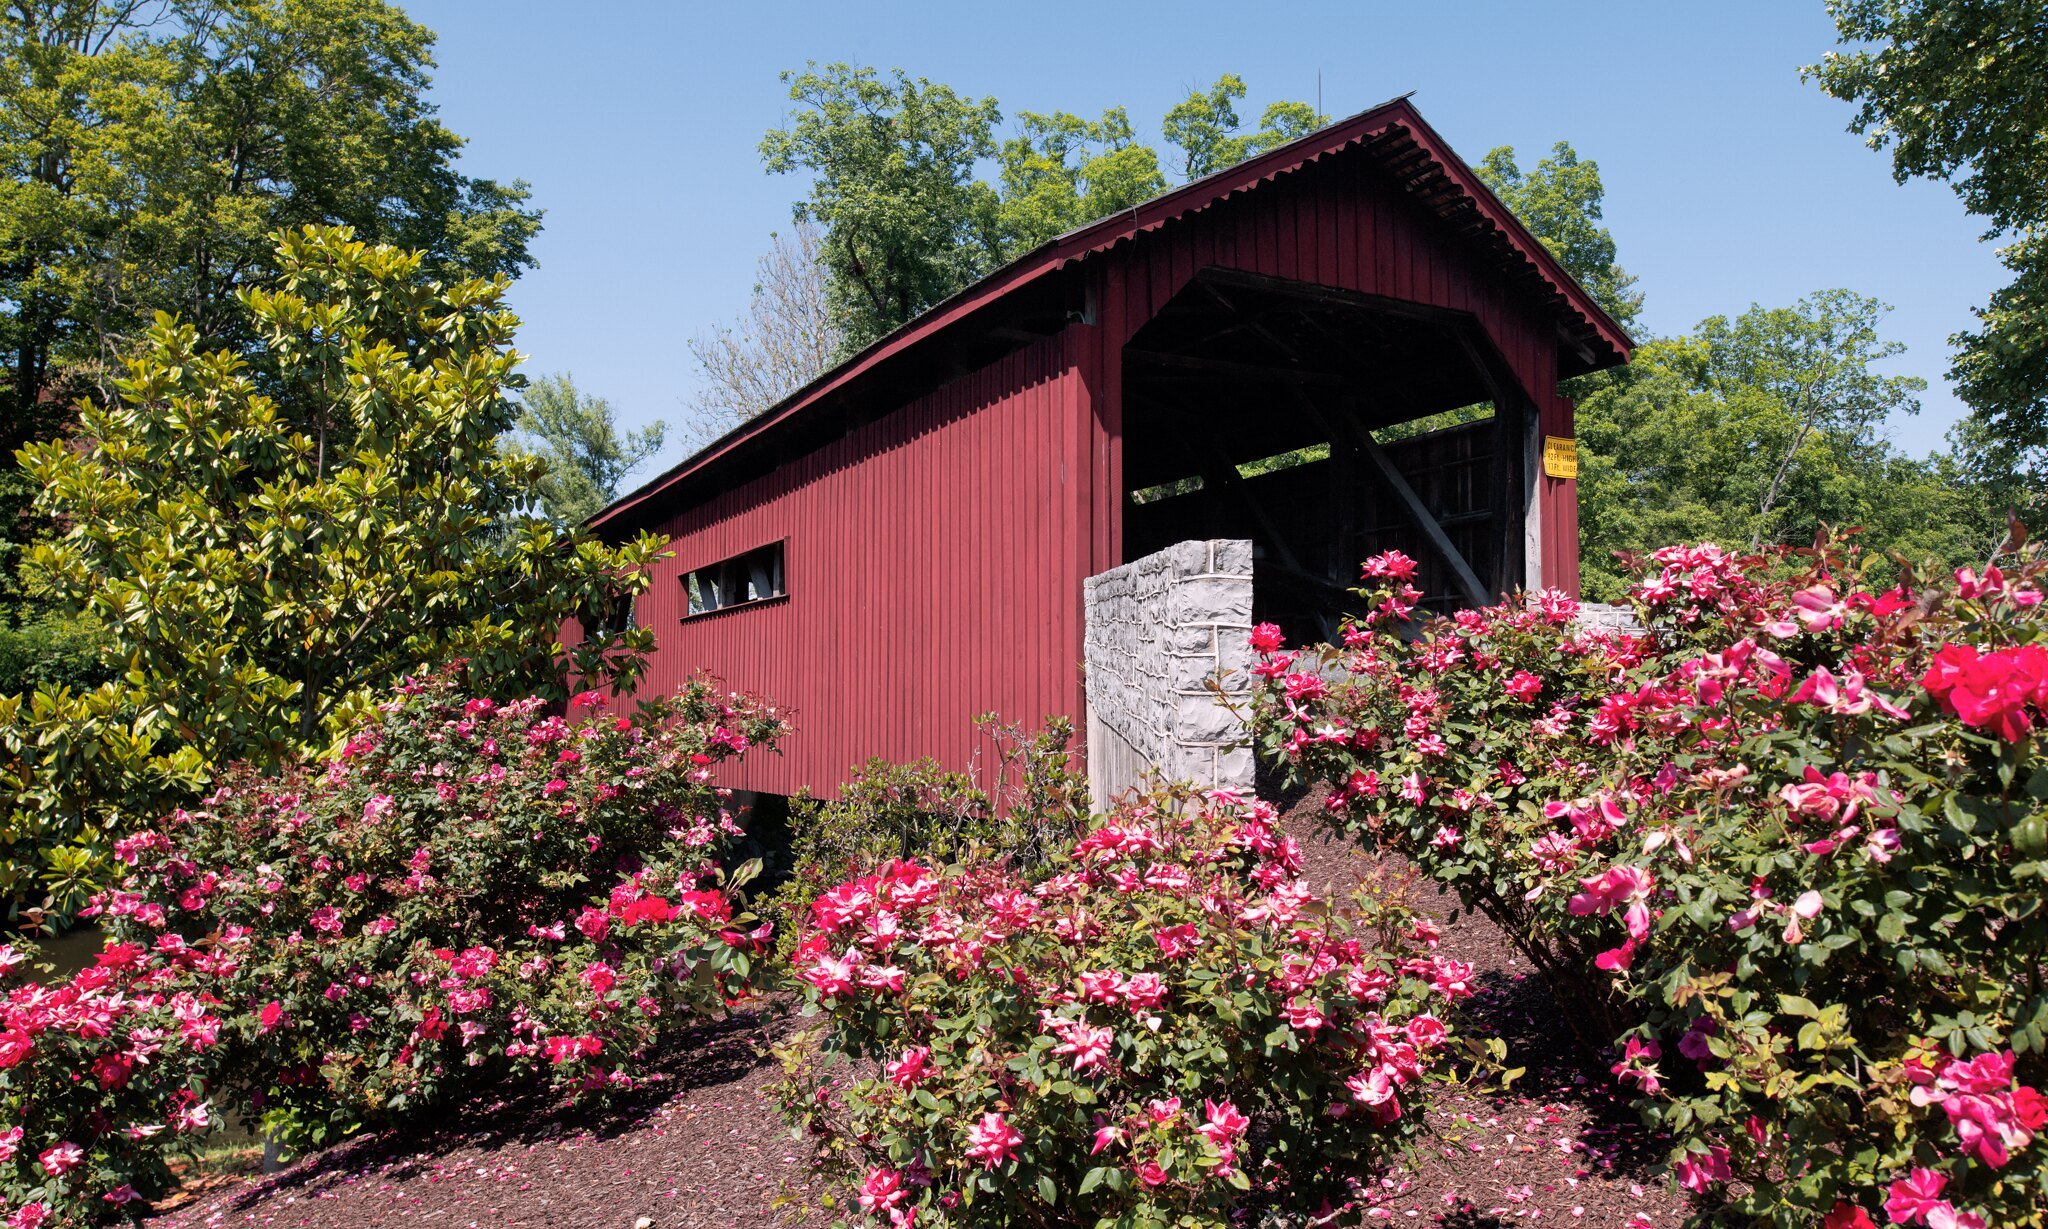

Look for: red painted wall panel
[626,149,1583,799]
[1075,156,1576,590]
[631,337,1090,799]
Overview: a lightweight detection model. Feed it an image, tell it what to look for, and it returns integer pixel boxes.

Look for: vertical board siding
[627,145,1583,800]
[1076,156,1576,589]
[633,337,1087,799]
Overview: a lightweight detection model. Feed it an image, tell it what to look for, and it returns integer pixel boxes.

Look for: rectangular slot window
[683,540,786,618]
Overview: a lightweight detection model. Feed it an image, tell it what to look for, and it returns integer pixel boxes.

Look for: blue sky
[406,0,2003,479]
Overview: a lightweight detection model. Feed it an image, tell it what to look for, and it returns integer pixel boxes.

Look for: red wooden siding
[616,108,1615,797]
[633,337,1092,798]
[1074,150,1579,592]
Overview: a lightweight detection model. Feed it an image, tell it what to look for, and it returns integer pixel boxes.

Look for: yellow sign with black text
[1542,435,1578,480]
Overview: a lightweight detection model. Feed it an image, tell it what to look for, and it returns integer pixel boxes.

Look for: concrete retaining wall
[1083,540,1256,808]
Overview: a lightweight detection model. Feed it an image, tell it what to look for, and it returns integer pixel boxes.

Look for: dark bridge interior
[1122,268,1534,642]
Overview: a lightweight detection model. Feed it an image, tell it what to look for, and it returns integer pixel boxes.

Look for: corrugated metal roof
[592,96,1632,532]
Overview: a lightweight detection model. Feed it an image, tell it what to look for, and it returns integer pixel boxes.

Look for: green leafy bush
[762,716,1088,958]
[777,786,1472,1227]
[4,226,669,919]
[70,674,783,1190]
[1247,542,2048,1226]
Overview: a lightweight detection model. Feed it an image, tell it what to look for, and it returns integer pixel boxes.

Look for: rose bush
[0,942,223,1228]
[3,673,785,1225]
[1247,541,2048,1226]
[761,716,1090,961]
[778,786,1475,1227]
[107,675,787,1148]
[1246,547,1654,1045]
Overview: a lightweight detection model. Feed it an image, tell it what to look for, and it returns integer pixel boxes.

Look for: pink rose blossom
[858,1167,907,1213]
[885,1046,932,1088]
[36,1142,83,1176]
[1884,1168,1947,1226]
[963,1112,1022,1168]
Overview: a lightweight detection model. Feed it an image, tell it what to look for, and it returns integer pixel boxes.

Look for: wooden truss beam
[1126,348,1350,388]
[1308,404,1491,609]
[1357,433,1492,609]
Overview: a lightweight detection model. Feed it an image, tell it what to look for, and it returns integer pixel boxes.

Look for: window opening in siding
[683,541,786,618]
[1236,442,1331,478]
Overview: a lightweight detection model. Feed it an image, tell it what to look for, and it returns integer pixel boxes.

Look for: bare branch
[683,218,841,446]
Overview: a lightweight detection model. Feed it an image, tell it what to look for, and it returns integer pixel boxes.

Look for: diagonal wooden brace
[1357,433,1491,608]
[1306,401,1494,610]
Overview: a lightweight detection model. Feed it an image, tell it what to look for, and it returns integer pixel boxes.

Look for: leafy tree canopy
[1475,142,1643,332]
[0,0,542,444]
[1809,0,2048,488]
[0,0,544,700]
[763,65,1321,352]
[1574,292,1981,599]
[513,374,666,527]
[759,63,1006,354]
[996,107,1165,252]
[17,226,663,775]
[1474,138,1993,586]
[1160,73,1325,180]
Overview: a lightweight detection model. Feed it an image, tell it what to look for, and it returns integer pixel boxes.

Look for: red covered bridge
[587,97,1632,799]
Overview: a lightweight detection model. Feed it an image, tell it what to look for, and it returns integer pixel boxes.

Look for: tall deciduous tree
[1475,142,1643,332]
[515,374,665,526]
[1161,74,1324,180]
[685,218,841,439]
[1574,293,1979,599]
[20,226,663,770]
[0,0,541,444]
[1808,0,2048,493]
[995,108,1165,252]
[0,0,542,698]
[1704,290,1924,540]
[760,62,1004,352]
[762,67,1322,354]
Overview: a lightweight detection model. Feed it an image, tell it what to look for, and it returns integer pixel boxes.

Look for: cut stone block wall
[1083,540,1256,808]
[1577,601,1645,634]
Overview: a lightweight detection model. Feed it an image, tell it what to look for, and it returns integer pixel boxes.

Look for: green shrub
[777,785,1472,1227]
[4,226,670,920]
[762,716,1088,959]
[1247,542,2048,1226]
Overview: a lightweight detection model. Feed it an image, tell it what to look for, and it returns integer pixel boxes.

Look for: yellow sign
[1542,435,1578,480]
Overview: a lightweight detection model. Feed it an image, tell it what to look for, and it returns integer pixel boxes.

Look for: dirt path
[152,793,1692,1229]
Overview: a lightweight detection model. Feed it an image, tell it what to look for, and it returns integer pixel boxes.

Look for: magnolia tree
[778,788,1476,1227]
[0,674,784,1225]
[6,226,669,916]
[1246,540,2048,1226]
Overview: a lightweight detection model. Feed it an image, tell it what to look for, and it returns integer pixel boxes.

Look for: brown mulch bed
[1285,785,1689,1227]
[148,1011,819,1229]
[152,789,1694,1228]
